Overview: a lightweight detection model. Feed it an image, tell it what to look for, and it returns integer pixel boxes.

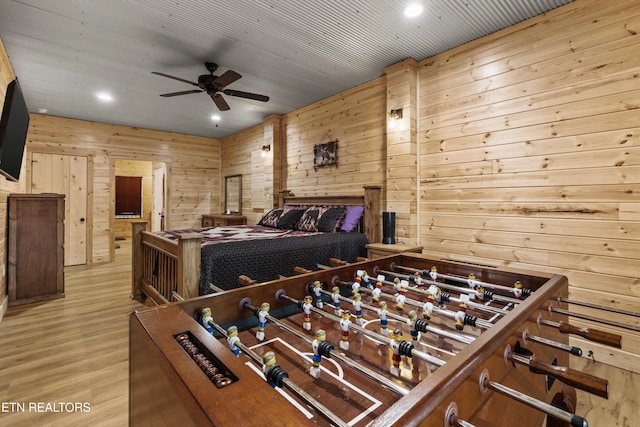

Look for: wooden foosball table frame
[129,252,595,427]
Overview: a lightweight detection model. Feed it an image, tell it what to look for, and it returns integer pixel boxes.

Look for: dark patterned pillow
[276,208,305,229]
[258,208,283,228]
[296,206,346,232]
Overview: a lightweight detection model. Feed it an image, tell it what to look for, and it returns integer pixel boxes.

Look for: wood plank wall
[418,0,640,370]
[0,36,25,321]
[25,115,220,263]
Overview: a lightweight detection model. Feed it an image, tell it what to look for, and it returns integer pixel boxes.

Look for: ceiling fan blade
[213,70,241,88]
[212,93,230,111]
[152,71,199,87]
[160,90,203,97]
[223,89,269,102]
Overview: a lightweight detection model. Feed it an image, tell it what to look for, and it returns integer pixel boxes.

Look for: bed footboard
[131,221,201,303]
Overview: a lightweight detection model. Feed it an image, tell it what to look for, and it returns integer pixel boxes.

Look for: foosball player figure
[467,273,477,290]
[422,285,437,320]
[227,325,241,356]
[313,280,324,308]
[429,266,438,282]
[361,270,372,289]
[352,292,364,326]
[262,351,288,388]
[331,286,342,316]
[310,329,331,379]
[200,307,214,333]
[352,275,362,293]
[390,328,404,376]
[396,282,407,312]
[454,295,469,331]
[513,280,523,300]
[256,302,270,341]
[302,295,313,331]
[378,301,389,336]
[412,271,423,287]
[372,280,382,303]
[407,310,420,343]
[339,310,352,350]
[393,277,402,292]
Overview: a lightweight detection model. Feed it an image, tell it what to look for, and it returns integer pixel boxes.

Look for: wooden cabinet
[201,214,246,227]
[365,242,423,259]
[8,194,65,305]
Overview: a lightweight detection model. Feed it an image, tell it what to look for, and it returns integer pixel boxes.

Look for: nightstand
[201,214,247,227]
[366,242,423,259]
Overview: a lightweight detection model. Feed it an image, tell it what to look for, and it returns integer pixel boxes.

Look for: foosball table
[130,252,615,427]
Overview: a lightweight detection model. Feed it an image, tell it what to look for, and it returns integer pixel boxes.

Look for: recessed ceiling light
[96,92,114,102]
[38,108,48,114]
[211,114,221,121]
[404,3,423,18]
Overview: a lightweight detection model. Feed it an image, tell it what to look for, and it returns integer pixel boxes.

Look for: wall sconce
[261,145,271,158]
[389,108,403,120]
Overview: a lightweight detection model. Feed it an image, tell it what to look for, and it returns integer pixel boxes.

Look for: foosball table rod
[444,402,477,427]
[314,283,475,346]
[522,328,583,357]
[239,299,410,396]
[479,369,588,427]
[537,315,622,348]
[200,308,351,427]
[548,305,640,333]
[275,290,447,367]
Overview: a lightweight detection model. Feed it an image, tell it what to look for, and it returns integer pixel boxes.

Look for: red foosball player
[310,329,328,378]
[312,281,324,308]
[339,310,351,350]
[396,282,407,312]
[390,328,404,376]
[226,325,241,356]
[412,271,423,287]
[256,302,270,341]
[422,285,437,320]
[372,276,384,303]
[331,286,342,316]
[302,295,313,330]
[378,301,389,335]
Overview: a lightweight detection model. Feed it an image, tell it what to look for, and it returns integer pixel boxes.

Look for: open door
[152,163,166,232]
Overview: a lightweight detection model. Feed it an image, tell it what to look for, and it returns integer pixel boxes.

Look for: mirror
[225,174,242,214]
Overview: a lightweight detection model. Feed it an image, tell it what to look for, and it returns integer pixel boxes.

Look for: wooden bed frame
[131,185,381,304]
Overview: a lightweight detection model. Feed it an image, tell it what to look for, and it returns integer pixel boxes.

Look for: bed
[131,186,381,304]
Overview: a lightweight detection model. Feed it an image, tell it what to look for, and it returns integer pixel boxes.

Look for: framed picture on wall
[314,140,337,170]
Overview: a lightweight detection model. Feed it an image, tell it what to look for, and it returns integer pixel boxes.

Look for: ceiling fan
[152,62,269,111]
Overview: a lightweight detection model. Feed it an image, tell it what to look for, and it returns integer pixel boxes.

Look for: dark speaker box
[382,211,396,244]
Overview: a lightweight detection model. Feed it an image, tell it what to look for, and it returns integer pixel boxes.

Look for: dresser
[201,214,247,227]
[8,194,65,305]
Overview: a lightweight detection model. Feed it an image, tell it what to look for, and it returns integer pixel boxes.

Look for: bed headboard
[277,185,381,243]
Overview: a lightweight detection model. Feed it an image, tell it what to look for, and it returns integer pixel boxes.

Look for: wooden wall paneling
[416,0,640,371]
[26,114,220,263]
[282,78,386,199]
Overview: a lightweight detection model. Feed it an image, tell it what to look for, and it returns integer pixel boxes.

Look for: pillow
[340,205,365,232]
[258,208,283,228]
[276,208,305,229]
[296,206,346,232]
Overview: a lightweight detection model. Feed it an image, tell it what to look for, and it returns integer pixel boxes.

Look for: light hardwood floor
[0,239,637,426]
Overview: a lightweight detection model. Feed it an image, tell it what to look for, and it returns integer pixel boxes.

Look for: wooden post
[364,185,382,244]
[131,221,148,301]
[176,233,202,300]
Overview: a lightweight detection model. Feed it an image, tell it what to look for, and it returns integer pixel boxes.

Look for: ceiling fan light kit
[152,62,269,111]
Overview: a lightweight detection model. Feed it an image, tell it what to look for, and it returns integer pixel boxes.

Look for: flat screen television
[0,78,30,182]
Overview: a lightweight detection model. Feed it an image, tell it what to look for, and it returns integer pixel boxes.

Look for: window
[115,176,142,217]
